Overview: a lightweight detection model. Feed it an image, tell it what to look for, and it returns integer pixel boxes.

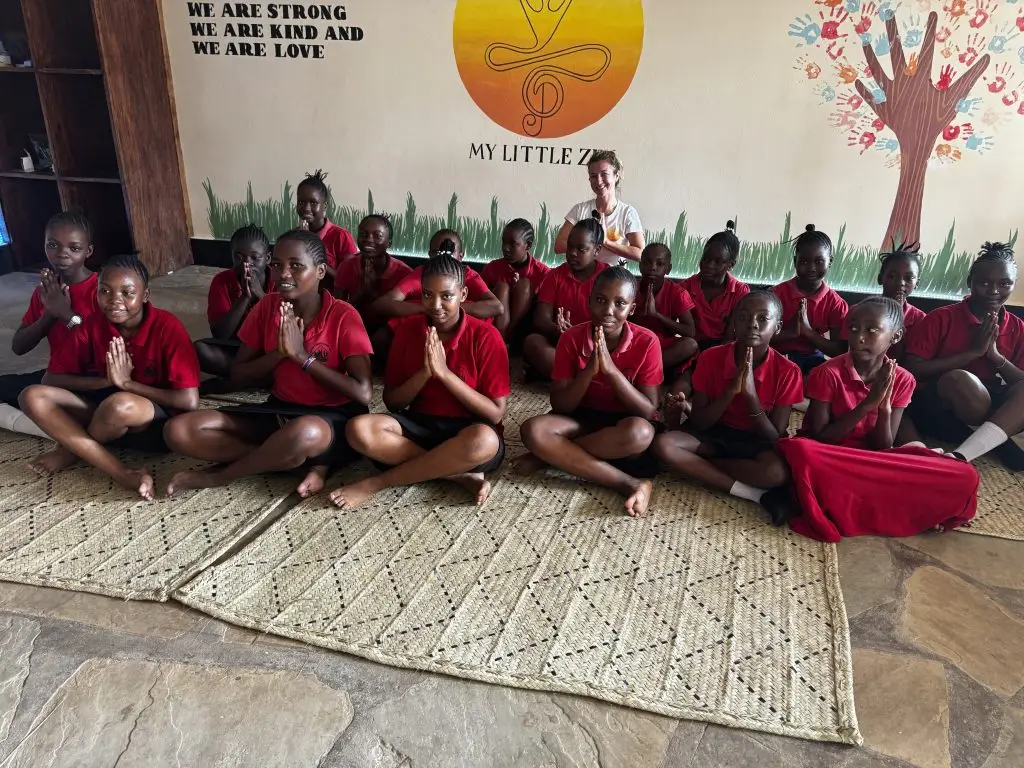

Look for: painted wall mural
[163,1,1024,301]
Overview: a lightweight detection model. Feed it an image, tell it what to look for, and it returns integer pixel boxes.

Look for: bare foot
[27,447,77,476]
[165,468,223,497]
[449,472,492,505]
[329,478,380,510]
[119,468,155,501]
[512,452,546,476]
[297,465,329,498]
[623,479,653,518]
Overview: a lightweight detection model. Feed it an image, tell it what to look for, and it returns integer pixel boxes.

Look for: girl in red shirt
[19,254,201,500]
[904,243,1024,469]
[2,211,99,437]
[295,169,358,288]
[775,298,978,540]
[164,230,373,498]
[653,290,802,524]
[679,222,750,349]
[771,224,848,375]
[330,254,510,509]
[523,218,609,379]
[481,218,550,343]
[335,214,413,336]
[518,267,663,517]
[877,244,926,350]
[194,224,273,392]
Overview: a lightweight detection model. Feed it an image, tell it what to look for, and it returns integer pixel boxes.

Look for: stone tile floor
[0,267,1021,767]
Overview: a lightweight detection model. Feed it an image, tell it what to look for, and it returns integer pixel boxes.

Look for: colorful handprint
[789,14,823,45]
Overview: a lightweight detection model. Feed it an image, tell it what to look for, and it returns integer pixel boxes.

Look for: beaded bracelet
[301,355,317,371]
[749,409,766,419]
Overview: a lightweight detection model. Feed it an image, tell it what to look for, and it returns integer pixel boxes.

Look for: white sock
[0,404,48,439]
[730,481,766,503]
[954,421,1008,462]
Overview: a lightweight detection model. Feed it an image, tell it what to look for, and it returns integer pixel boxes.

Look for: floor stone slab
[903,534,1024,592]
[0,582,202,639]
[2,659,353,767]
[903,567,1024,697]
[0,616,38,743]
[852,649,950,768]
[838,538,900,618]
[982,708,1024,768]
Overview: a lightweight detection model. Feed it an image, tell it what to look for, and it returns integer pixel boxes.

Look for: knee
[460,424,500,463]
[678,337,699,358]
[512,278,533,300]
[344,415,377,452]
[620,417,655,454]
[522,334,544,356]
[520,415,549,451]
[286,416,332,453]
[18,384,50,415]
[758,453,790,488]
[938,370,990,420]
[96,392,149,424]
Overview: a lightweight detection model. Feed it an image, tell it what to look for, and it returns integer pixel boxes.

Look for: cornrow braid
[594,265,637,295]
[275,228,327,266]
[422,253,465,287]
[362,213,393,242]
[101,253,149,287]
[46,209,94,243]
[852,296,905,334]
[230,223,270,251]
[878,240,921,277]
[970,241,1018,280]
[296,169,329,200]
[504,218,535,249]
[429,228,463,258]
[794,223,834,260]
[643,242,672,267]
[704,220,740,264]
[737,288,783,320]
[573,217,605,247]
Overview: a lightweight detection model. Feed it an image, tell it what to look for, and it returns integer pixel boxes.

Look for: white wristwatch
[66,315,82,330]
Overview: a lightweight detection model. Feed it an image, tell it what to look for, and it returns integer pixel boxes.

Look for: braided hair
[361,213,393,243]
[101,253,149,287]
[851,296,905,334]
[296,169,329,201]
[422,253,465,287]
[573,217,605,247]
[504,218,535,249]
[703,220,740,264]
[594,265,637,297]
[230,223,270,252]
[275,228,327,266]
[878,240,921,280]
[642,242,672,267]
[429,229,463,258]
[736,288,783,321]
[46,209,94,243]
[794,223,834,261]
[969,241,1017,281]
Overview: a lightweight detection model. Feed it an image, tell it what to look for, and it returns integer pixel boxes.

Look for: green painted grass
[202,180,1004,298]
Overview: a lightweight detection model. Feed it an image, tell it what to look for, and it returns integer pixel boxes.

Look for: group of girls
[3,170,1021,541]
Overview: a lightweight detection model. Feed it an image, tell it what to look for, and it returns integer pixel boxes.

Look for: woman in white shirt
[554,150,645,264]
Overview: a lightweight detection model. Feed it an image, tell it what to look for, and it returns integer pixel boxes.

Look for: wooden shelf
[0,175,60,269]
[0,66,102,75]
[0,169,56,181]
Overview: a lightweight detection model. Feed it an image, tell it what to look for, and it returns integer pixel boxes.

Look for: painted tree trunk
[882,140,933,250]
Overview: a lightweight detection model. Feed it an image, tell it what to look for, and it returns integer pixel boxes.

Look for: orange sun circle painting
[453,0,645,138]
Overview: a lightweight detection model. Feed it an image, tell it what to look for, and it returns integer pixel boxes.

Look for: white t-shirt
[565,198,643,265]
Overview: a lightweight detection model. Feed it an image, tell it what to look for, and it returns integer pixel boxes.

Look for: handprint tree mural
[789,0,1023,249]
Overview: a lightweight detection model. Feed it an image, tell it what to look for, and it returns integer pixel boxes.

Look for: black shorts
[786,350,826,377]
[78,387,174,454]
[194,337,242,349]
[0,370,44,407]
[219,396,369,468]
[378,411,505,474]
[570,406,661,478]
[687,422,774,461]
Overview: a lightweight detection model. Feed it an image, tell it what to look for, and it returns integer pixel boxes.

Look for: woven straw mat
[959,455,1024,541]
[177,461,860,744]
[0,431,293,600]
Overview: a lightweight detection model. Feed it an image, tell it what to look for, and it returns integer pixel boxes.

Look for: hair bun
[725,220,736,231]
[805,224,816,232]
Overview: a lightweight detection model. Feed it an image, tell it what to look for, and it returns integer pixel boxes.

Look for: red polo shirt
[773,278,849,354]
[537,262,609,327]
[206,268,275,327]
[237,291,372,407]
[385,313,510,420]
[22,272,100,367]
[905,298,1024,385]
[314,220,359,270]
[804,353,915,448]
[680,272,750,343]
[335,255,413,299]
[691,342,803,431]
[480,255,550,292]
[634,279,696,347]
[49,304,200,389]
[393,265,492,303]
[552,321,664,413]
